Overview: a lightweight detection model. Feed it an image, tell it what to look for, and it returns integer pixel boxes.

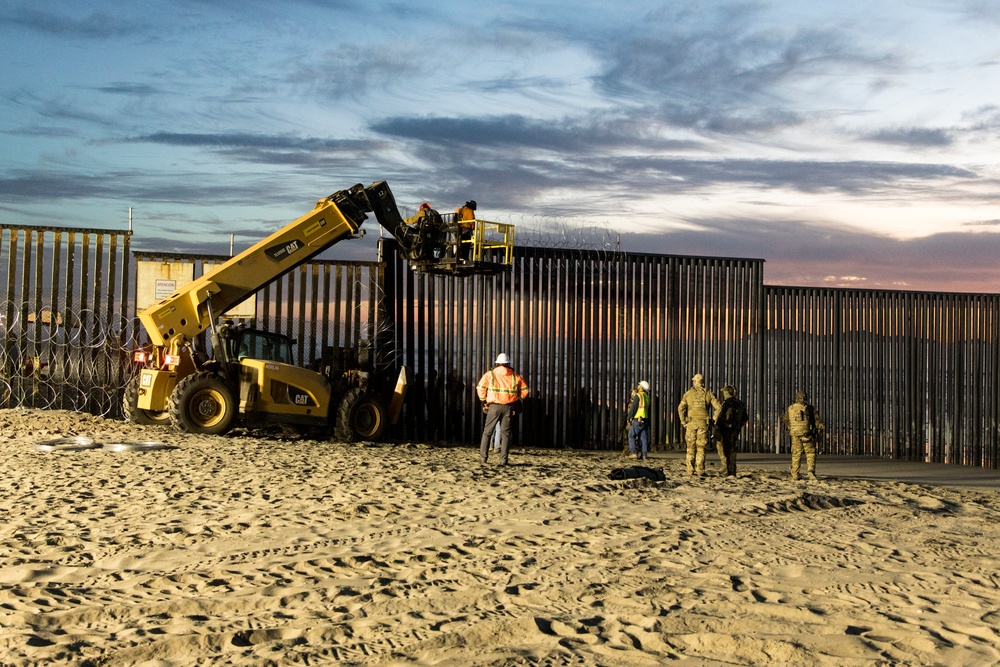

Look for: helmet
[420,202,431,210]
[723,384,737,396]
[795,390,808,402]
[692,373,704,382]
[638,380,650,391]
[466,200,477,210]
[494,353,510,365]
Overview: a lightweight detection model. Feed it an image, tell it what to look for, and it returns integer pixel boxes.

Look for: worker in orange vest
[476,353,529,465]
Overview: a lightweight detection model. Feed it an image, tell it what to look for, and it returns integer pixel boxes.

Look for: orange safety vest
[476,366,529,405]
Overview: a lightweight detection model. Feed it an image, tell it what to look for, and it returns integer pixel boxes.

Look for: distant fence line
[1,222,998,469]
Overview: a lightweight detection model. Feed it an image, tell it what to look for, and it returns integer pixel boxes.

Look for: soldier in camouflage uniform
[782,390,824,481]
[677,373,721,475]
[714,384,748,477]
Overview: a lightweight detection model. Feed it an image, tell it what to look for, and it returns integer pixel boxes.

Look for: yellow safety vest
[635,389,648,419]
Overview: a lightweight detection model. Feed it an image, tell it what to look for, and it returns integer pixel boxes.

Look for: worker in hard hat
[455,200,477,225]
[404,201,443,226]
[475,353,529,465]
[454,200,477,261]
[626,380,652,460]
[677,373,721,475]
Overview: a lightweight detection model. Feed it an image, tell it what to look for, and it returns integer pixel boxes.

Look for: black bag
[608,466,666,482]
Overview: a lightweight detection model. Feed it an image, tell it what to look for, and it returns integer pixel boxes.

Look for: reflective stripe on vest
[477,368,528,405]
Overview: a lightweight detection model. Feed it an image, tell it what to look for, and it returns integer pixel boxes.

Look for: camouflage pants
[790,435,816,479]
[684,421,710,474]
[716,432,738,476]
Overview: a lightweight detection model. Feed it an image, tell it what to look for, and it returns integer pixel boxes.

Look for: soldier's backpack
[720,397,748,433]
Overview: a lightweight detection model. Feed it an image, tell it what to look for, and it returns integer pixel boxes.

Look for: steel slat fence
[382,239,999,468]
[382,240,767,452]
[3,222,999,469]
[1,224,133,417]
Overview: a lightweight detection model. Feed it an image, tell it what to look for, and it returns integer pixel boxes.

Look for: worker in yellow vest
[626,380,651,460]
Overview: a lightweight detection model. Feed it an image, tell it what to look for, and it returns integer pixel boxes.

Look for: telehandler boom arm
[139,188,359,347]
[138,181,514,349]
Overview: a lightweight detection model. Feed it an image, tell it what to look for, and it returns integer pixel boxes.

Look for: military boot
[695,448,706,476]
[806,453,817,480]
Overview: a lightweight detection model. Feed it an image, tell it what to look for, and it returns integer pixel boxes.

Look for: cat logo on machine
[265,238,303,262]
[289,387,315,406]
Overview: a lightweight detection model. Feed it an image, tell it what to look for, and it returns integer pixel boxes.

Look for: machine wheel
[335,387,387,442]
[122,374,171,425]
[168,372,237,435]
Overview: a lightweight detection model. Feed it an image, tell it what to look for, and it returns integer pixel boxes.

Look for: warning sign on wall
[136,261,194,311]
[135,260,257,319]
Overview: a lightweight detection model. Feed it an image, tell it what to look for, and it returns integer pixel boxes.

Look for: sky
[2,0,1000,293]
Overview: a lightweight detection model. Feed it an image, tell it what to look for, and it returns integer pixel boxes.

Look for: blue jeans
[628,418,649,457]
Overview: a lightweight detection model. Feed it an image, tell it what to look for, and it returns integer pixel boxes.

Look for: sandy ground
[1,408,998,666]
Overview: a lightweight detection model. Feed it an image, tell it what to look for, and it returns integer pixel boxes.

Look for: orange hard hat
[420,202,431,210]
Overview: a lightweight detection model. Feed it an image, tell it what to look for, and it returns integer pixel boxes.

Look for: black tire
[122,374,171,425]
[168,372,237,435]
[335,387,387,442]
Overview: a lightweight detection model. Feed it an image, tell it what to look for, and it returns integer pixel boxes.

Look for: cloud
[616,213,1000,292]
[370,113,702,153]
[288,45,425,100]
[0,167,300,206]
[0,4,141,38]
[96,83,163,96]
[5,89,121,131]
[0,170,120,201]
[369,120,978,211]
[956,0,1000,25]
[863,127,953,147]
[125,131,390,168]
[964,105,1000,131]
[584,3,899,134]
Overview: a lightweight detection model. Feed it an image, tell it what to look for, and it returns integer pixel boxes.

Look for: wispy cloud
[96,83,163,96]
[0,4,142,38]
[864,127,953,147]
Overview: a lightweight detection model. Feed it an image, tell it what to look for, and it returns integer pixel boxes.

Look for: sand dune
[1,408,998,666]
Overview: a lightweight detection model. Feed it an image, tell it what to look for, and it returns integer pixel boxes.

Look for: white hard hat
[494,353,510,365]
[639,381,650,391]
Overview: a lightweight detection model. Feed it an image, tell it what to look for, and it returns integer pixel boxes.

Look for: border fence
[1,223,997,468]
[382,240,999,468]
[1,224,133,416]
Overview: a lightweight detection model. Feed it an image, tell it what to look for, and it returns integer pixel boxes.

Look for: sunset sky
[2,1,1000,292]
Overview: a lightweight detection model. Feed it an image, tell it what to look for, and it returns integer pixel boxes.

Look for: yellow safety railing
[463,219,515,265]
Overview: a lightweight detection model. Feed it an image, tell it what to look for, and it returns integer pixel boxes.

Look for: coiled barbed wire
[498,214,624,255]
[0,300,139,418]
